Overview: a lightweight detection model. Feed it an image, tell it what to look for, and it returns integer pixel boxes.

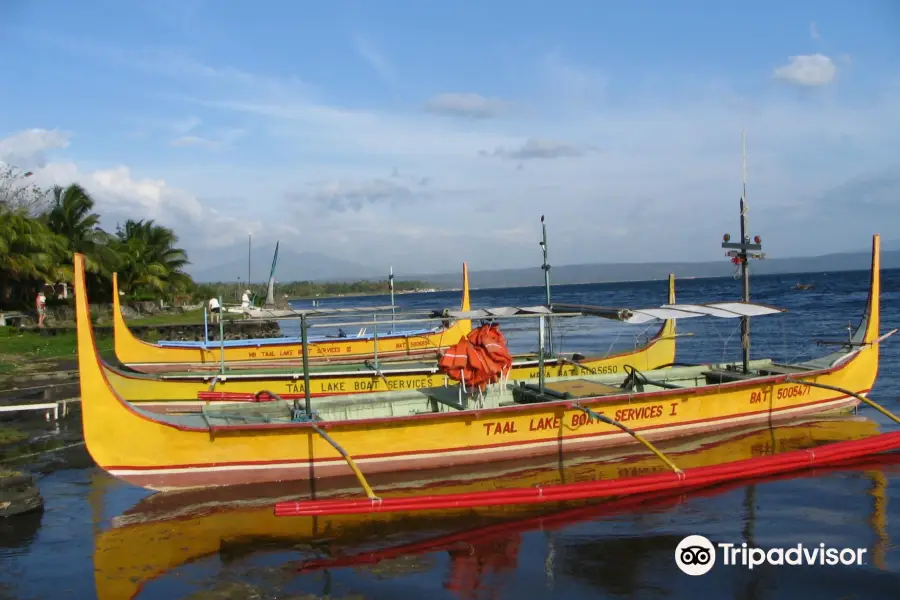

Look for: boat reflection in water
[92,415,898,599]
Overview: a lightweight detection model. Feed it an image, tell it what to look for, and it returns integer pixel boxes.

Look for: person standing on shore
[36,290,47,327]
[241,289,251,309]
[208,297,220,324]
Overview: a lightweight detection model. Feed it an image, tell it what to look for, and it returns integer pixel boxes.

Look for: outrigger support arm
[783,378,900,427]
[572,403,683,474]
[310,424,379,501]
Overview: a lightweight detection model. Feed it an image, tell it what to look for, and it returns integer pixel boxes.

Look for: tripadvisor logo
[675,535,716,576]
[675,535,868,574]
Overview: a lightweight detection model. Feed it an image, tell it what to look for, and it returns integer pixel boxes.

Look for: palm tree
[113,219,190,298]
[44,184,121,270]
[0,206,69,306]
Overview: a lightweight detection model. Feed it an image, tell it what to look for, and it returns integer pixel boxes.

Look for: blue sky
[1,0,898,275]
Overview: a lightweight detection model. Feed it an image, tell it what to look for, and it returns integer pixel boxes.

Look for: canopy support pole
[301,313,312,417]
[218,296,225,375]
[373,313,379,370]
[538,315,546,392]
[389,266,395,334]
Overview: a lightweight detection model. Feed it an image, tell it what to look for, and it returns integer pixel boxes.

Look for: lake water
[2,267,900,599]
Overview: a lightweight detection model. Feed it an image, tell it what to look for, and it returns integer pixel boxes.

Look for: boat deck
[140,357,829,430]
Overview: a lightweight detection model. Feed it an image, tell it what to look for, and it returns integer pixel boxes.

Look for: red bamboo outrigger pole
[275,430,900,517]
[292,450,900,574]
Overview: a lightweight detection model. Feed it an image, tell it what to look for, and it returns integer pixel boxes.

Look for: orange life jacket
[437,323,512,391]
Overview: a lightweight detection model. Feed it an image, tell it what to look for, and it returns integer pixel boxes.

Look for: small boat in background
[109,263,473,373]
[794,282,815,290]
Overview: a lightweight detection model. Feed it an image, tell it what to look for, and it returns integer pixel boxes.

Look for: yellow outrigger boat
[93,416,891,600]
[98,279,676,410]
[110,265,474,374]
[72,232,892,492]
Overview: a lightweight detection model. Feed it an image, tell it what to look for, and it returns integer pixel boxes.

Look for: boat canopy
[437,302,785,324]
[550,302,785,324]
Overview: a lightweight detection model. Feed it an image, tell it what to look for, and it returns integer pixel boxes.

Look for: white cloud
[773,54,837,86]
[425,93,515,119]
[0,128,267,251]
[0,128,71,168]
[810,22,820,40]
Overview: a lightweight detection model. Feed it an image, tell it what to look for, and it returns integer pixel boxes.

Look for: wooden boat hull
[94,416,884,600]
[73,236,885,493]
[111,266,472,373]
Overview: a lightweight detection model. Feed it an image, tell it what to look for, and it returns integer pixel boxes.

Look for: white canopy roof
[445,302,785,323]
[620,302,785,324]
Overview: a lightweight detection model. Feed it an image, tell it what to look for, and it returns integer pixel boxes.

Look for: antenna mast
[721,129,766,374]
[540,215,553,357]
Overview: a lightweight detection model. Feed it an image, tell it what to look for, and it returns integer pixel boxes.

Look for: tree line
[1,165,191,309]
[192,279,432,306]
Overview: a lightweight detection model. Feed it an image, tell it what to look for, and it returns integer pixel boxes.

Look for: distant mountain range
[187,242,380,284]
[414,244,900,289]
[188,239,900,288]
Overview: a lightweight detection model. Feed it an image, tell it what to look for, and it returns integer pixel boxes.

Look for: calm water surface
[2,268,900,599]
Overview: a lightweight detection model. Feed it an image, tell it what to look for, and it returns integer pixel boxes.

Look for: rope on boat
[783,378,900,426]
[572,403,682,475]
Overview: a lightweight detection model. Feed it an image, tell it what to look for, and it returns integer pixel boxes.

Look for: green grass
[0,327,115,369]
[0,427,27,446]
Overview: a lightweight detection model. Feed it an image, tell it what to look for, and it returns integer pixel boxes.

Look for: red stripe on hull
[109,395,860,491]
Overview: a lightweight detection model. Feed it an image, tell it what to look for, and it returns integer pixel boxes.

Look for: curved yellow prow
[458,261,472,336]
[75,253,118,468]
[863,234,881,345]
[663,273,677,340]
[111,271,148,363]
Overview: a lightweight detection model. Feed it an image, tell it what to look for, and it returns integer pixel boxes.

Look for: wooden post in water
[540,215,554,357]
[301,312,312,417]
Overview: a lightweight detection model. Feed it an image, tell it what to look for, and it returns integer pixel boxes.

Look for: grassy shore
[0,310,207,375]
[0,310,249,377]
[0,327,115,375]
